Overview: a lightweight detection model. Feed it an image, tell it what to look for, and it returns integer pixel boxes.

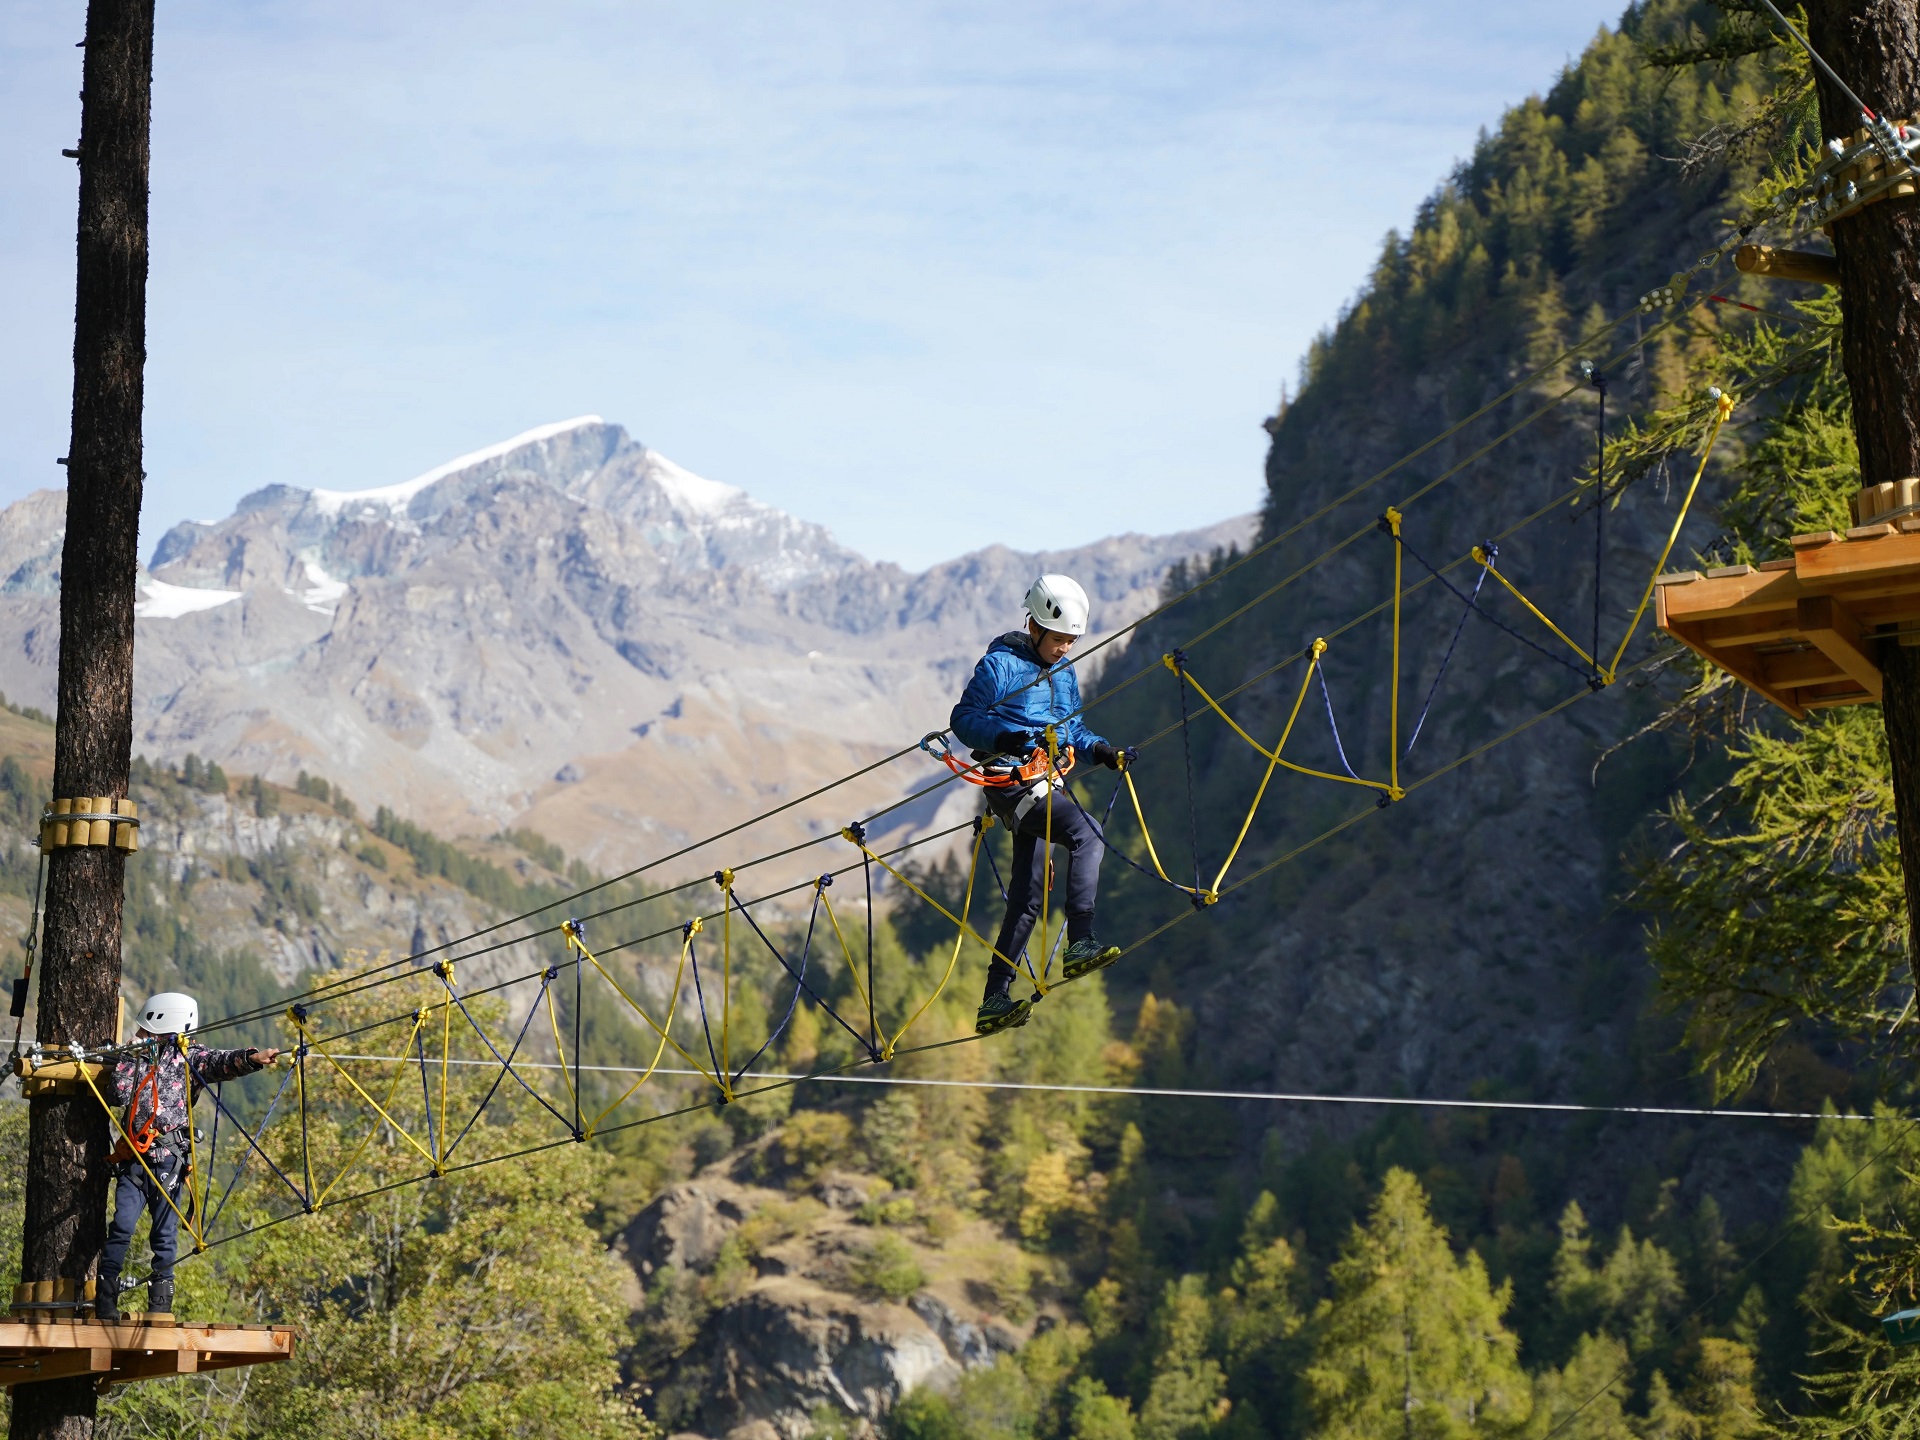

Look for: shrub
[848,1233,924,1303]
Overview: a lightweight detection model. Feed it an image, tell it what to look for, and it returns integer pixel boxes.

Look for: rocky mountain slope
[0,424,1249,885]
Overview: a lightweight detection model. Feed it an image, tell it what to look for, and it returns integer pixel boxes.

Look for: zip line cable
[311,1055,1885,1125]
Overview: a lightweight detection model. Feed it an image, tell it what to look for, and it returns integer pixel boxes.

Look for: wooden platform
[0,1318,294,1389]
[1654,521,1920,716]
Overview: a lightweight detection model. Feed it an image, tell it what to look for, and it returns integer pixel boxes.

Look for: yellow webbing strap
[305,1010,439,1178]
[437,962,452,1170]
[571,923,723,1094]
[1173,660,1394,797]
[1121,770,1201,898]
[883,817,991,1059]
[819,888,881,1026]
[1607,389,1735,681]
[1207,641,1324,896]
[542,985,578,1116]
[1387,506,1404,801]
[1470,548,1599,669]
[80,1048,204,1252]
[571,927,691,1135]
[841,828,1039,991]
[1039,726,1057,984]
[299,1008,431,1209]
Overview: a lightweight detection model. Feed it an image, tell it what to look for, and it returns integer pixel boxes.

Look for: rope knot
[713,868,734,890]
[435,958,455,982]
[560,918,584,944]
[1310,637,1328,659]
[845,820,868,847]
[683,917,704,939]
[815,873,834,891]
[287,1004,310,1027]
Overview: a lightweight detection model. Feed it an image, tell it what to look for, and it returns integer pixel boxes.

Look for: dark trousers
[101,1147,187,1289]
[983,790,1104,997]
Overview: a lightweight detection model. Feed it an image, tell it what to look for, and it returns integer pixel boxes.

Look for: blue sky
[1,1,1626,570]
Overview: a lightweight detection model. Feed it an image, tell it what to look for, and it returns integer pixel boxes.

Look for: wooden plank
[1693,609,1804,647]
[1798,596,1883,700]
[0,1321,291,1354]
[1657,568,1805,623]
[1795,530,1920,586]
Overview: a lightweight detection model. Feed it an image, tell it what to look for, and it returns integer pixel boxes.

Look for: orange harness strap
[107,1062,163,1165]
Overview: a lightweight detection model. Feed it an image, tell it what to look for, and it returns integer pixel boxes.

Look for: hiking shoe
[1061,938,1121,981]
[975,992,1033,1036]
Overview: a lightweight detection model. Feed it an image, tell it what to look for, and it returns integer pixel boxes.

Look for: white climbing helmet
[1023,574,1090,637]
[137,992,198,1037]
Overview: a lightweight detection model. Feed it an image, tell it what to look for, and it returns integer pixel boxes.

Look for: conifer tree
[1305,1169,1530,1440]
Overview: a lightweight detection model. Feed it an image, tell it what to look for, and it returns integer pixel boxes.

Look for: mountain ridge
[0,419,1252,881]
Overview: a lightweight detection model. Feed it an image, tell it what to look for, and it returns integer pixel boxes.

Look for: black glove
[995,729,1037,756]
[1089,742,1136,771]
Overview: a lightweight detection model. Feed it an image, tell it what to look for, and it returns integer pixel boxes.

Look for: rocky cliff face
[0,420,1249,883]
[623,1166,1033,1440]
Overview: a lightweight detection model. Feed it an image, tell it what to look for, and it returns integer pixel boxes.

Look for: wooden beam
[102,1348,197,1385]
[1798,595,1884,700]
[1663,621,1808,718]
[0,1348,110,1389]
[1735,243,1841,285]
[1761,648,1849,688]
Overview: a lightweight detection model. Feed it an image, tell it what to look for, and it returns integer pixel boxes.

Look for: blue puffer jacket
[951,631,1107,757]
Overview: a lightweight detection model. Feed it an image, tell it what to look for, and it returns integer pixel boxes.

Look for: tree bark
[1803,1,1920,949]
[10,2,153,1436]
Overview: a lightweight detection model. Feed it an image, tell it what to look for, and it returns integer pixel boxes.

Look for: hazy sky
[1,1,1627,571]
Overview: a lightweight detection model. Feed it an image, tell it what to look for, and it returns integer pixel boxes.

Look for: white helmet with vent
[138,992,199,1037]
[1024,574,1090,637]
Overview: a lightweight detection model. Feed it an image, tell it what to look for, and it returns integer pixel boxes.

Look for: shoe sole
[974,1000,1034,1036]
[1061,946,1121,982]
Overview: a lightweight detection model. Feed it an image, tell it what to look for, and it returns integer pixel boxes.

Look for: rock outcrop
[627,1173,1033,1440]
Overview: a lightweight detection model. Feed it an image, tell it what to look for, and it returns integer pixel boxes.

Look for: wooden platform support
[0,1318,292,1391]
[1655,517,1920,716]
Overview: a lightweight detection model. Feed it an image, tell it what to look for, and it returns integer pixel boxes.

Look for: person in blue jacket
[950,574,1135,1035]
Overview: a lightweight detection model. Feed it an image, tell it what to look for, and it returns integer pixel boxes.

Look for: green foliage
[373,804,607,911]
[849,1232,926,1302]
[1639,707,1905,1098]
[1305,1168,1531,1440]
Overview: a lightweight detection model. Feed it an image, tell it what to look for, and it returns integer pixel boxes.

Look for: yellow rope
[718,870,734,1088]
[1470,550,1599,668]
[304,1010,432,1208]
[884,819,992,1058]
[581,928,691,1135]
[542,984,578,1116]
[820,888,881,1023]
[575,935,724,1092]
[1173,660,1394,797]
[1607,389,1736,680]
[1207,642,1324,896]
[1387,506,1404,802]
[437,964,452,1171]
[842,827,1035,986]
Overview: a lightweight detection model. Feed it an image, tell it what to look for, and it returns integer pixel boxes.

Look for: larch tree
[1305,1169,1530,1440]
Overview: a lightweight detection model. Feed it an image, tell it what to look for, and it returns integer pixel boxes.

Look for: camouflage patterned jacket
[106,1042,265,1146]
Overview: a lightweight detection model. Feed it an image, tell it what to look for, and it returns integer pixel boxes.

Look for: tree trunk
[10,2,154,1436]
[1803,1,1920,948]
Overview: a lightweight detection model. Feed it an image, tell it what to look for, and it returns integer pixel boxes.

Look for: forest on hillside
[3,2,1918,1438]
